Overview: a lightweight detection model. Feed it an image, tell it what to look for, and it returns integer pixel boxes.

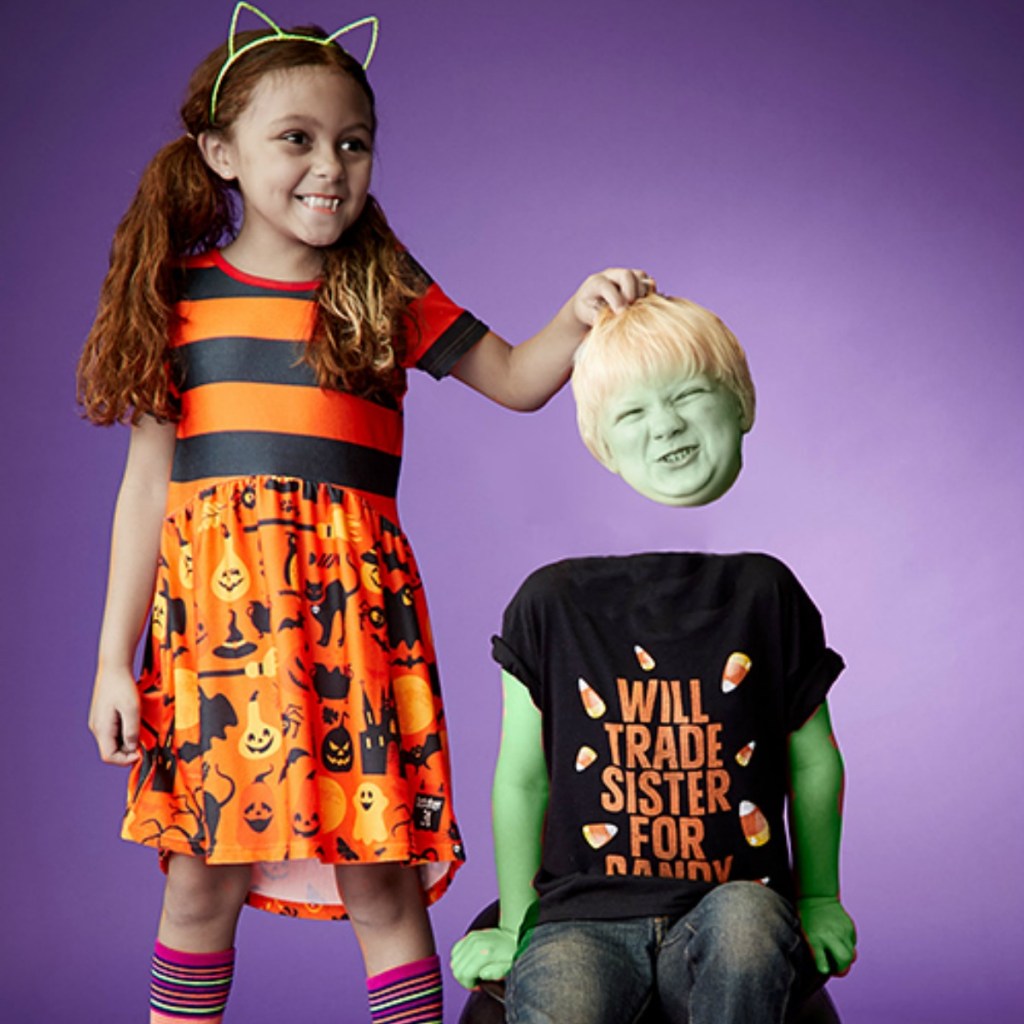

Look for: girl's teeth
[301,196,340,211]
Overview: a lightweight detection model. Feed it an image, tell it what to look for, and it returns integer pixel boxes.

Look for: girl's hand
[571,268,656,328]
[89,665,142,766]
[451,267,656,410]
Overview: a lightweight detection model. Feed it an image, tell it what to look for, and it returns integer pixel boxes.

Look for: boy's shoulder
[512,551,799,607]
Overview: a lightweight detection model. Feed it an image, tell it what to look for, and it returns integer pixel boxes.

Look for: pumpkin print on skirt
[122,477,464,919]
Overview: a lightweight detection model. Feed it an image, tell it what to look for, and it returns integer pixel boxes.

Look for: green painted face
[599,372,744,506]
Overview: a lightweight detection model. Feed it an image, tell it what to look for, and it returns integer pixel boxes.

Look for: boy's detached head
[572,294,755,507]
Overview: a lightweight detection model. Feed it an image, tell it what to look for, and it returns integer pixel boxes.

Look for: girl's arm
[450,670,549,989]
[788,700,858,975]
[88,416,176,765]
[451,268,653,411]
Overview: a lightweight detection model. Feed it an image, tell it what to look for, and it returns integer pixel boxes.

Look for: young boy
[451,296,856,1024]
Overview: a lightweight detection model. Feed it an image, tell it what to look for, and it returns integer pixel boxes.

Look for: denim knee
[655,884,803,1024]
[679,881,802,973]
[506,919,654,1024]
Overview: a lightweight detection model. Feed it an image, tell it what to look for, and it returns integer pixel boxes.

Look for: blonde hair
[572,294,755,463]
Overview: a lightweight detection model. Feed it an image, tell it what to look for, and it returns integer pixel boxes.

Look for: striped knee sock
[150,941,235,1023]
[366,954,443,1024]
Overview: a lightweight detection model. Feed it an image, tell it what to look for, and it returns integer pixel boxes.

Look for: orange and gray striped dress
[123,251,486,919]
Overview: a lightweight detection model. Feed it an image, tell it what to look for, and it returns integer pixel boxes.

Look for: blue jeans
[505,882,819,1024]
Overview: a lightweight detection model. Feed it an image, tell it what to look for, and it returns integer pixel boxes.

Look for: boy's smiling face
[598,371,744,506]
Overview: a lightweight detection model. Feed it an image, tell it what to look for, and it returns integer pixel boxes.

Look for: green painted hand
[450,926,519,989]
[798,896,857,976]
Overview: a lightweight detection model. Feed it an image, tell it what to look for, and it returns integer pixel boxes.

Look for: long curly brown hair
[77,25,425,425]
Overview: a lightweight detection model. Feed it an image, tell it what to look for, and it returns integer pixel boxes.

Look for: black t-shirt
[492,552,844,924]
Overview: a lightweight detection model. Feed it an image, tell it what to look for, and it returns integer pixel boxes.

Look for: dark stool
[457,902,841,1024]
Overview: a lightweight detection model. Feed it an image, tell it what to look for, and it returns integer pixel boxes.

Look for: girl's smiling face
[200,65,374,280]
[599,372,744,506]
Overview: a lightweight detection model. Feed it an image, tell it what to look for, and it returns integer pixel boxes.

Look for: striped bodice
[166,251,487,519]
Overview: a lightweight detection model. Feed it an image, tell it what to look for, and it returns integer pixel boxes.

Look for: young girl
[79,6,651,1023]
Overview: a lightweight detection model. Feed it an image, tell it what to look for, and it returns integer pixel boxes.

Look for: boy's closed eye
[674,386,709,402]
[613,406,644,424]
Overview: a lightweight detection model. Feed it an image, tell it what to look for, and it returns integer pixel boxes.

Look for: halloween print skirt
[122,476,465,919]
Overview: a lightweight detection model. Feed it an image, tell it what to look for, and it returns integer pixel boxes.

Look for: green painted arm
[788,701,857,975]
[450,671,549,989]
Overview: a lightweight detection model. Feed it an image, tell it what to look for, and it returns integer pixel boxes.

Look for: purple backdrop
[2,0,1021,1020]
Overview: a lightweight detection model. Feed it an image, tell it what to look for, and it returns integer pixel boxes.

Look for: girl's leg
[159,854,251,951]
[336,863,442,1024]
[150,855,251,1024]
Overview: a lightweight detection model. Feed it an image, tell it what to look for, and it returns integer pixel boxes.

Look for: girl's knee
[335,863,424,927]
[163,856,250,928]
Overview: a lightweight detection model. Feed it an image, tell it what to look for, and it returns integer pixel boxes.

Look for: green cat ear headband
[210,2,379,121]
